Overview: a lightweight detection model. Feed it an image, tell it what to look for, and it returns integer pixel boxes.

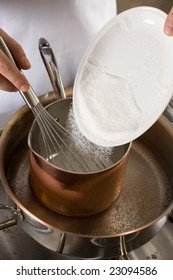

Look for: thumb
[164,7,173,36]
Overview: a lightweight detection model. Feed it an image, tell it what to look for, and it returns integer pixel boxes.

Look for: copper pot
[28,97,131,216]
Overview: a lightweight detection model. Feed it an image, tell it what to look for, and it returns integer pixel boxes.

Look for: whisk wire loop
[32,103,95,172]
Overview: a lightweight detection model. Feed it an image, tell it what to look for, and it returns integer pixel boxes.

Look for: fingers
[0,28,31,69]
[0,28,31,92]
[164,7,173,36]
[0,49,30,92]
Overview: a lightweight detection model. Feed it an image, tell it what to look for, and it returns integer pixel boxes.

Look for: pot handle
[39,38,66,100]
[119,235,130,260]
[0,204,23,230]
[164,97,173,124]
[168,208,173,223]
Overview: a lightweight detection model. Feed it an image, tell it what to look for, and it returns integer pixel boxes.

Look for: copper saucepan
[28,38,131,217]
[28,97,131,217]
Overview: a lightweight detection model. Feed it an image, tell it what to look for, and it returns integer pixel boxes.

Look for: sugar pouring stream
[0,37,111,173]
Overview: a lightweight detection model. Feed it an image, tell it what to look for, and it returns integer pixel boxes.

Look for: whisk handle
[0,36,39,108]
[18,87,40,108]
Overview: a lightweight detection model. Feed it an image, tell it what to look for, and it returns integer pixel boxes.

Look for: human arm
[0,28,30,92]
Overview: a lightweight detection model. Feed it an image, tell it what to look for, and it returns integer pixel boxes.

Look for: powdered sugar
[67,103,113,159]
[65,104,129,172]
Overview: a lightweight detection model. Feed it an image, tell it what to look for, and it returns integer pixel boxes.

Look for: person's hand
[164,7,173,36]
[0,28,30,92]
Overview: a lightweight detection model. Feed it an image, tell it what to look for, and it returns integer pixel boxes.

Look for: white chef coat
[0,0,117,129]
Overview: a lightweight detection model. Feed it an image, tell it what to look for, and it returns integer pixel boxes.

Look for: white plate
[73,6,173,147]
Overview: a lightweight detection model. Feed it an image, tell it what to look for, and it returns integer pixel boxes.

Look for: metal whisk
[31,101,107,172]
[0,37,108,173]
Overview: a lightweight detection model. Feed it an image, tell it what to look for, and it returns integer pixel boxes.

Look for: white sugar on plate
[73,7,173,147]
[75,61,143,146]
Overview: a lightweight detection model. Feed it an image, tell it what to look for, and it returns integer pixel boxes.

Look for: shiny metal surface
[1,178,173,259]
[164,98,173,124]
[0,92,173,259]
[129,220,173,260]
[2,110,173,233]
[39,37,66,100]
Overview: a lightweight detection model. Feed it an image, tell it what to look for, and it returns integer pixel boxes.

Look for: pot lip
[28,141,132,176]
